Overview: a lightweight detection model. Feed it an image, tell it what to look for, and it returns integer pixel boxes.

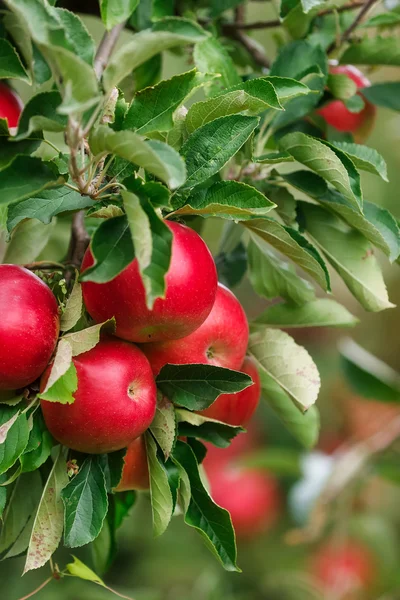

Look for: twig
[17,577,53,600]
[66,211,91,271]
[94,21,127,80]
[327,0,379,52]
[23,261,67,271]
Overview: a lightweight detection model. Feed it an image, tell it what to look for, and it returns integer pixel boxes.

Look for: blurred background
[2,2,400,599]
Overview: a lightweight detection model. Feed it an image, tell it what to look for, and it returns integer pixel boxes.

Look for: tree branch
[94,21,127,80]
[327,0,379,52]
[66,211,91,271]
[224,5,270,69]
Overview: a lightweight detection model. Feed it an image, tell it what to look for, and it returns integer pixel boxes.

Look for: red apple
[41,338,157,453]
[115,435,149,491]
[0,83,23,129]
[312,540,375,594]
[199,356,260,426]
[142,283,249,376]
[204,439,279,538]
[317,65,376,143]
[0,265,59,391]
[81,221,217,344]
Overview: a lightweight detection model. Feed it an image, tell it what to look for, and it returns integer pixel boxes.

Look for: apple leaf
[327,73,357,100]
[145,432,174,537]
[24,446,69,573]
[89,126,186,189]
[248,328,320,412]
[156,364,253,411]
[38,339,77,405]
[62,319,115,357]
[247,238,315,306]
[172,440,239,572]
[174,181,275,220]
[329,141,388,182]
[181,115,259,189]
[4,218,56,265]
[0,38,30,82]
[150,394,176,460]
[0,156,63,205]
[252,298,358,329]
[20,412,54,473]
[66,555,105,585]
[60,275,83,332]
[299,202,394,312]
[103,17,208,90]
[124,69,213,134]
[62,455,108,548]
[362,82,400,111]
[244,218,330,291]
[279,132,362,210]
[100,0,139,29]
[6,186,94,232]
[193,36,240,97]
[0,407,30,475]
[14,91,67,140]
[339,338,400,403]
[340,37,400,66]
[175,409,243,447]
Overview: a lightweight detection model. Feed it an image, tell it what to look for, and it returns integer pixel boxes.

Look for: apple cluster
[0,222,261,493]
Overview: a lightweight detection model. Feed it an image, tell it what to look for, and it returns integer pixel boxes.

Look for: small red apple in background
[203,436,279,538]
[81,221,217,344]
[199,356,261,426]
[115,436,149,491]
[317,65,376,143]
[142,283,249,376]
[0,265,59,391]
[41,338,157,454]
[311,540,376,596]
[0,83,23,129]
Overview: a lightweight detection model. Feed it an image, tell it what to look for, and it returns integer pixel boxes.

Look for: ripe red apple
[41,338,157,454]
[0,265,59,391]
[312,540,375,594]
[0,83,23,129]
[317,65,376,143]
[115,435,149,491]
[199,356,260,426]
[81,221,217,344]
[204,439,279,538]
[142,283,249,376]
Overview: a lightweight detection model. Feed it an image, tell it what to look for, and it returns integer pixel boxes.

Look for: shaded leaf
[252,298,358,329]
[193,36,240,97]
[340,37,400,66]
[0,38,29,82]
[145,432,174,537]
[60,275,83,332]
[150,395,176,460]
[0,407,30,475]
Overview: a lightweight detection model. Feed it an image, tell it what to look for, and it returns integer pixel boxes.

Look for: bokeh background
[2,3,400,599]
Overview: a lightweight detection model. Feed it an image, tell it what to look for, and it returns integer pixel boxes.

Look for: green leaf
[0,38,29,82]
[327,72,357,100]
[80,215,134,283]
[253,150,294,164]
[0,407,30,475]
[0,156,63,206]
[249,328,320,412]
[20,412,54,473]
[363,12,400,27]
[252,298,358,329]
[24,446,69,573]
[62,455,108,548]
[123,189,173,309]
[89,126,186,189]
[282,171,400,262]
[279,132,362,210]
[176,409,243,448]
[216,241,247,288]
[340,37,400,66]
[0,130,42,173]
[193,36,240,98]
[362,82,400,111]
[60,275,83,332]
[339,338,400,403]
[172,441,239,572]
[124,69,211,134]
[4,218,55,265]
[38,338,75,403]
[53,7,95,66]
[0,471,42,553]
[210,0,243,17]
[7,187,94,232]
[332,141,388,182]
[149,395,176,460]
[62,320,115,357]
[300,202,394,312]
[185,79,283,133]
[145,432,174,537]
[247,238,316,306]
[174,181,275,220]
[244,218,330,291]
[100,0,139,29]
[344,94,365,113]
[181,115,259,189]
[14,91,66,140]
[156,364,253,411]
[66,555,105,586]
[103,17,208,90]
